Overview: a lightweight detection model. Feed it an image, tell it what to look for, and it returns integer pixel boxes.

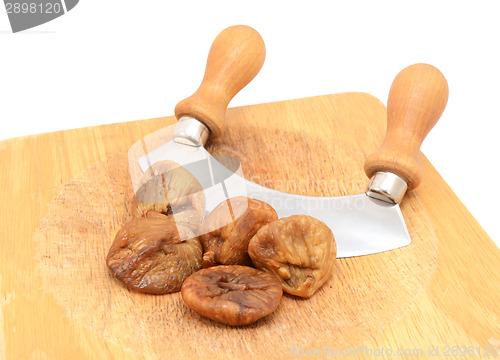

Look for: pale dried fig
[132,160,206,233]
[198,197,278,267]
[181,265,282,326]
[106,215,202,294]
[248,215,336,298]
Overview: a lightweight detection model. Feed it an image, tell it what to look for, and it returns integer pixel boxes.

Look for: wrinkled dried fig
[248,215,336,298]
[198,197,278,267]
[181,265,282,326]
[132,160,205,233]
[106,215,202,294]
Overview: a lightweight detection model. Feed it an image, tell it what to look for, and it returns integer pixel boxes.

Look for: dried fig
[248,215,336,298]
[132,160,206,233]
[198,197,278,267]
[106,215,202,294]
[181,265,282,326]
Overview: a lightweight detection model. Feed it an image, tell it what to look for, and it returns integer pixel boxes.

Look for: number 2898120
[5,2,62,14]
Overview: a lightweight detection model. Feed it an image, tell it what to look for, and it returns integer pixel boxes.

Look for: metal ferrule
[174,116,210,147]
[366,171,408,204]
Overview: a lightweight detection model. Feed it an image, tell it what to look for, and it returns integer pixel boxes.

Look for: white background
[1,1,499,246]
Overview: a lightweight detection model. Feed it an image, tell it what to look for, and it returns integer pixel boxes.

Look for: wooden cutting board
[1,93,499,359]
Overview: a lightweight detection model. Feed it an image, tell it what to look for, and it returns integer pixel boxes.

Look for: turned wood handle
[174,25,266,139]
[364,63,449,190]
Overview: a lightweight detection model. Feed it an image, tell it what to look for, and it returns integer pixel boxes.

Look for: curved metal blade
[137,142,411,258]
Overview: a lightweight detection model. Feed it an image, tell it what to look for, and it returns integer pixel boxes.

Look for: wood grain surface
[0,93,499,359]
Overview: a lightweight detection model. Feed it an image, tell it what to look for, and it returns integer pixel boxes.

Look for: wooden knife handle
[364,63,449,190]
[174,25,266,139]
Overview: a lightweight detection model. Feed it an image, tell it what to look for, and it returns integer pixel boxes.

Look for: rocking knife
[136,25,449,257]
